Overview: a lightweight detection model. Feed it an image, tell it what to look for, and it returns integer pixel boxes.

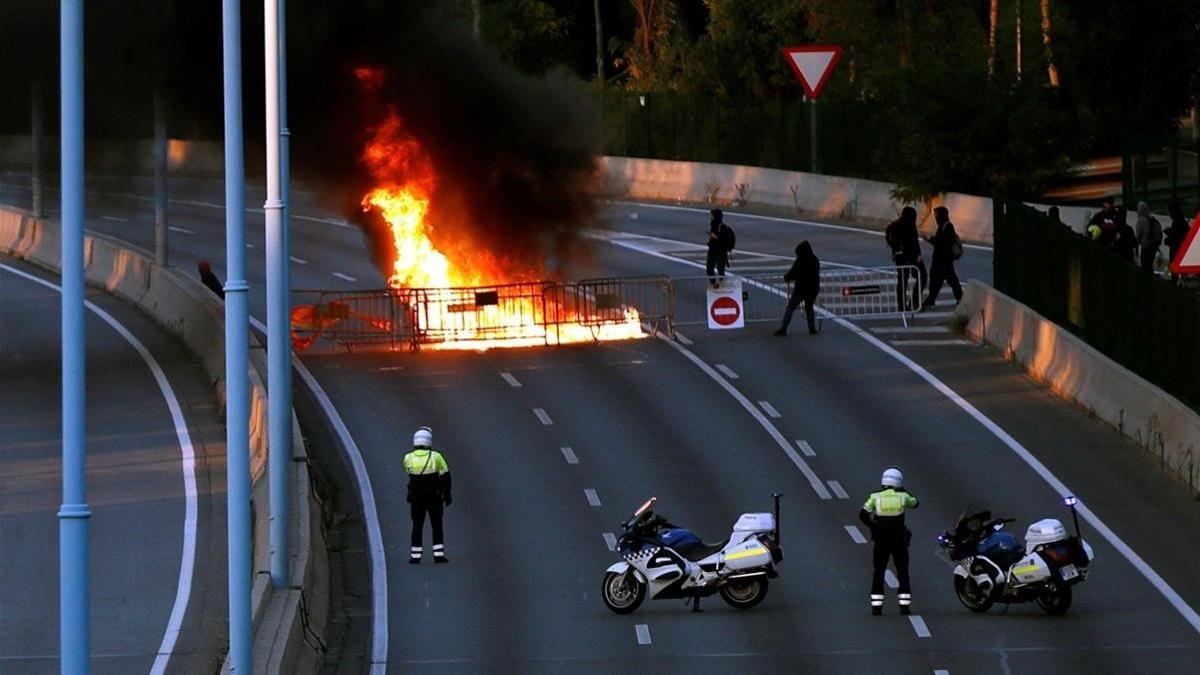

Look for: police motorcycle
[601,496,784,614]
[937,496,1095,615]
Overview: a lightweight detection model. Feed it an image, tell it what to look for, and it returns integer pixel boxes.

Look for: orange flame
[356,69,642,350]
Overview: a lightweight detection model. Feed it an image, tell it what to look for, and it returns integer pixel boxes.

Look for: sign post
[782,46,842,174]
[707,278,745,330]
[1169,212,1200,274]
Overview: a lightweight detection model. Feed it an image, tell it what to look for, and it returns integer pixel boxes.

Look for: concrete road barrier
[0,205,328,673]
[956,279,1199,495]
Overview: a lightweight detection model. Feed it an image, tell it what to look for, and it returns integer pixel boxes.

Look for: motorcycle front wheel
[602,571,646,614]
[719,576,769,609]
[1035,581,1073,615]
[953,574,994,613]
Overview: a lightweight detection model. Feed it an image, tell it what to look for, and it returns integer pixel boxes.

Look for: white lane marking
[1,264,198,675]
[614,236,1200,637]
[827,480,849,500]
[714,364,739,379]
[757,400,782,418]
[561,446,579,465]
[912,311,953,319]
[614,200,994,251]
[584,489,602,507]
[533,408,553,425]
[796,440,816,457]
[934,670,950,675]
[844,525,868,544]
[99,215,130,222]
[675,332,693,345]
[283,320,388,671]
[890,339,971,346]
[909,615,932,638]
[635,624,652,645]
[603,532,618,551]
[868,325,950,334]
[289,256,308,265]
[246,243,255,248]
[656,334,832,500]
[167,226,194,235]
[885,570,899,589]
[499,372,522,388]
[332,272,357,283]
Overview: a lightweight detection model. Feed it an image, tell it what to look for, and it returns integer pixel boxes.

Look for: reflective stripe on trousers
[870,594,884,607]
[898,592,912,606]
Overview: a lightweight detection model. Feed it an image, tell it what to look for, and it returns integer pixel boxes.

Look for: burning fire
[354,68,643,350]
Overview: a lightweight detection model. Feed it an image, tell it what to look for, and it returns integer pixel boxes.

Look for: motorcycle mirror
[1063,495,1078,507]
[992,522,1004,531]
[633,496,657,518]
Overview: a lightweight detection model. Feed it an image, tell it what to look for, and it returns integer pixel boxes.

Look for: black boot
[773,328,787,336]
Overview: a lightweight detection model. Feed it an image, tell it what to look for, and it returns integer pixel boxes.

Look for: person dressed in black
[1113,217,1138,264]
[921,206,963,310]
[885,206,926,311]
[197,261,224,299]
[774,241,820,336]
[1164,201,1191,276]
[1088,198,1121,247]
[705,209,734,287]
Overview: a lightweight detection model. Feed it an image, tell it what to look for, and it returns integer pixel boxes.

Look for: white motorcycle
[601,496,784,614]
[938,496,1095,615]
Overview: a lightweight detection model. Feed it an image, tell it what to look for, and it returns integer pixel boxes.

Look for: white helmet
[881,467,903,488]
[413,426,433,448]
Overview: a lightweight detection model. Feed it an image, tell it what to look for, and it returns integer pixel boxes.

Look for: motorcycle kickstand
[690,596,703,613]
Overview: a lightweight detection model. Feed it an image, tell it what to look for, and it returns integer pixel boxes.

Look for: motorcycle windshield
[954,503,993,535]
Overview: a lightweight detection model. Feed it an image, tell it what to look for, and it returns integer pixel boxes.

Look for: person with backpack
[921,206,963,311]
[1135,201,1163,273]
[705,209,736,288]
[885,206,926,311]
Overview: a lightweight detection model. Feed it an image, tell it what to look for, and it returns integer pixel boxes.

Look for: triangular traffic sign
[782,45,843,100]
[1169,211,1200,274]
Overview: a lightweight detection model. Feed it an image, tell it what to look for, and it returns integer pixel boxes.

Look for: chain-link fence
[994,200,1200,409]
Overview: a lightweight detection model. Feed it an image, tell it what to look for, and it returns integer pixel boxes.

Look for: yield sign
[782,45,843,99]
[1169,211,1200,274]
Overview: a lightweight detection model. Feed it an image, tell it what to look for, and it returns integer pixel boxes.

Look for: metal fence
[994,200,1200,409]
[1122,135,1200,215]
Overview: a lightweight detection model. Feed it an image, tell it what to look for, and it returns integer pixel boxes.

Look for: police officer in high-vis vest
[404,426,452,564]
[858,467,919,615]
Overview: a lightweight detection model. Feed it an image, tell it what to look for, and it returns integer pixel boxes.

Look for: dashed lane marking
[289,256,308,264]
[868,325,950,334]
[675,332,693,345]
[796,440,816,457]
[890,339,971,346]
[909,615,931,638]
[603,532,618,551]
[533,408,553,425]
[844,525,868,544]
[885,570,899,589]
[912,310,953,319]
[584,489,602,507]
[499,372,522,388]
[827,480,849,499]
[560,446,579,464]
[168,226,194,234]
[934,670,950,675]
[99,215,130,222]
[246,243,255,248]
[715,363,739,379]
[332,272,357,283]
[635,624,652,645]
[757,400,782,418]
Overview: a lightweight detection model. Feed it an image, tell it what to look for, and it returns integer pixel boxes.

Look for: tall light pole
[221,0,253,671]
[59,1,91,671]
[265,0,293,589]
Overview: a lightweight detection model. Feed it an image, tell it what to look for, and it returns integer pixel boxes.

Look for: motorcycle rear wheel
[953,574,994,613]
[602,571,646,614]
[719,576,769,609]
[1035,581,1073,615]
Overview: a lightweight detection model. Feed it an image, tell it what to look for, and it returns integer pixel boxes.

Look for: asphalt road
[4,172,1199,673]
[0,259,228,673]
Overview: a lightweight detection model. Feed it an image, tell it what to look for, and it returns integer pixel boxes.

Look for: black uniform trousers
[706,249,728,285]
[780,289,817,334]
[410,496,445,548]
[923,258,962,308]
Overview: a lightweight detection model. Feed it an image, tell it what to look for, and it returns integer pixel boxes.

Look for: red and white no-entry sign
[1169,212,1200,274]
[782,45,843,99]
[707,279,745,330]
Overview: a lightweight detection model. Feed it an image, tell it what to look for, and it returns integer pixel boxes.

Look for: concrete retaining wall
[0,134,254,178]
[0,206,328,672]
[956,279,1199,494]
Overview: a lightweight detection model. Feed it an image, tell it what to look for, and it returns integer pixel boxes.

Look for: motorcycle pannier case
[1025,519,1068,550]
[734,513,775,533]
[722,538,773,571]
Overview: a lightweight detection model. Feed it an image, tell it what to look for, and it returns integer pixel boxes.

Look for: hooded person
[775,241,820,336]
[885,206,926,310]
[1164,201,1191,271]
[705,209,735,287]
[1134,201,1163,272]
[921,206,964,310]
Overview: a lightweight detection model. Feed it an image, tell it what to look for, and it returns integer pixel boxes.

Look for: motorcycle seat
[679,539,728,562]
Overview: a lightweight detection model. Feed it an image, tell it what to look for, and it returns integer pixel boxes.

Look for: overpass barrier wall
[0,205,329,673]
[957,280,1200,496]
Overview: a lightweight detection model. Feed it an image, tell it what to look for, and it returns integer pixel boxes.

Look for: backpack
[723,224,736,252]
[951,234,964,260]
